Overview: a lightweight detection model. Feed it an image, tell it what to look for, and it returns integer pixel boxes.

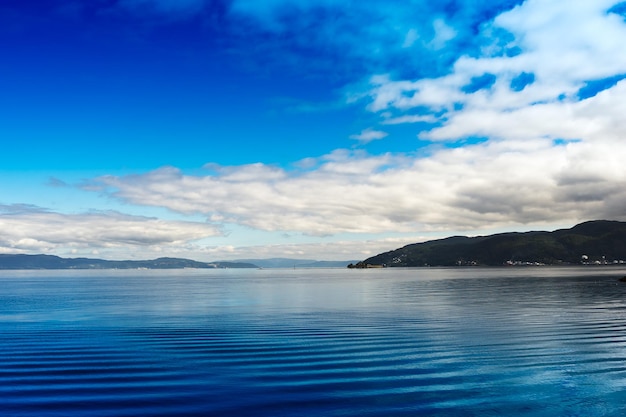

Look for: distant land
[351,220,626,268]
[231,258,360,268]
[0,255,257,270]
[0,255,359,270]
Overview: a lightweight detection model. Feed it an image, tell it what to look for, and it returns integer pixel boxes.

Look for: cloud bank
[94,122,626,237]
[0,205,221,257]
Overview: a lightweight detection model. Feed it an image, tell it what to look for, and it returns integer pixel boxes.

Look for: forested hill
[0,255,257,270]
[353,220,626,267]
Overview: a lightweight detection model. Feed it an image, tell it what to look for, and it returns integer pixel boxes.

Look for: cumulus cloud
[91,130,626,237]
[310,0,626,233]
[364,0,626,130]
[0,205,222,257]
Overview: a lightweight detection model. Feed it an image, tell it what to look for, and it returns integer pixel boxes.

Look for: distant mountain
[0,255,257,270]
[232,258,360,268]
[352,220,626,268]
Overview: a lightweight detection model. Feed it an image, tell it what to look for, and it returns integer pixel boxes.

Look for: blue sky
[2,0,626,261]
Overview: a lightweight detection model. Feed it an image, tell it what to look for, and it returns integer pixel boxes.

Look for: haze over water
[2,267,626,416]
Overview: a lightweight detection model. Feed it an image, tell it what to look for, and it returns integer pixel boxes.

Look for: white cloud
[425,80,626,142]
[429,18,457,49]
[0,206,222,258]
[365,0,626,121]
[349,128,388,143]
[402,28,419,48]
[381,114,437,125]
[92,129,626,238]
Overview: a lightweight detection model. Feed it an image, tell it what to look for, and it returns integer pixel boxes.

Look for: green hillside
[352,220,626,267]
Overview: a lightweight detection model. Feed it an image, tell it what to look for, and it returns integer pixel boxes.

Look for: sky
[1,0,626,262]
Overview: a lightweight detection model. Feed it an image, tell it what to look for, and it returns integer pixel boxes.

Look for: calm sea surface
[2,267,626,416]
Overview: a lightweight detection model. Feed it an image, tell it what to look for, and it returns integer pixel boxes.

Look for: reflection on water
[1,267,626,416]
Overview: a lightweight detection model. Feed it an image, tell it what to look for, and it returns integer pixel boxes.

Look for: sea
[2,266,626,416]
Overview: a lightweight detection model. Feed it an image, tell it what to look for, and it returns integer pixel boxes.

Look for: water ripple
[2,268,626,416]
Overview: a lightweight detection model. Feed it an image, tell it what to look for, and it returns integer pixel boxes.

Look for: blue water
[2,267,626,416]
